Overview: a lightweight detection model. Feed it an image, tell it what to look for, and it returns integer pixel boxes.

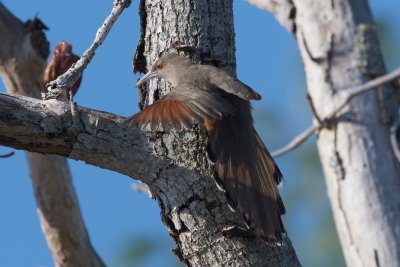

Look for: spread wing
[201,65,261,101]
[125,83,235,131]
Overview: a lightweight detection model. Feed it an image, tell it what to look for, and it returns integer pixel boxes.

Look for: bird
[43,40,82,98]
[126,53,285,242]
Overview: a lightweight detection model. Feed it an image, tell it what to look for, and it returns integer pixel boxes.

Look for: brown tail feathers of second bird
[43,40,82,98]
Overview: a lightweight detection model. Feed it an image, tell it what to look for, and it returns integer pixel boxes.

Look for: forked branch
[272,67,400,157]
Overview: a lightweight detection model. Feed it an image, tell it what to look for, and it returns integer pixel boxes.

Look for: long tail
[207,97,285,242]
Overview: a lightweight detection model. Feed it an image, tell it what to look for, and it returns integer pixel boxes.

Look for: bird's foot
[218,224,256,239]
[171,41,197,54]
[171,41,222,67]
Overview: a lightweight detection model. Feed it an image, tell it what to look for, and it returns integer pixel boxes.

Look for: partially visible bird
[126,54,285,242]
[43,40,82,98]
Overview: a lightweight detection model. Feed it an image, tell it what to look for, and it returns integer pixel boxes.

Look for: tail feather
[208,98,285,242]
[255,132,283,185]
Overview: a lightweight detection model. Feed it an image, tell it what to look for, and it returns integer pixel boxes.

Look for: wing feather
[125,83,235,131]
[150,98,163,131]
[196,65,261,100]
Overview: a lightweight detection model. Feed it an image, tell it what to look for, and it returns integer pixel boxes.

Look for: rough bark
[249,0,400,266]
[132,0,301,266]
[0,93,170,180]
[0,4,105,267]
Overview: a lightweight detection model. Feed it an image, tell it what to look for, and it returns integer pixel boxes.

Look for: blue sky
[1,1,399,266]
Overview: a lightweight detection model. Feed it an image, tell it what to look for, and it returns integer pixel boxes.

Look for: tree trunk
[132,0,301,266]
[0,4,105,267]
[250,0,400,266]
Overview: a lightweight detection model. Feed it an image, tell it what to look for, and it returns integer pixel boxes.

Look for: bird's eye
[156,62,163,69]
[64,52,72,57]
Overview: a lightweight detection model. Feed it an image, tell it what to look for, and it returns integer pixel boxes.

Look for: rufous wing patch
[124,99,204,131]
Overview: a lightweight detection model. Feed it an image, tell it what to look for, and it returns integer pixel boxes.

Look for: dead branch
[46,0,132,92]
[272,67,400,157]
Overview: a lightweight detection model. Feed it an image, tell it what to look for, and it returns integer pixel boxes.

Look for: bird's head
[137,54,191,87]
[53,41,73,59]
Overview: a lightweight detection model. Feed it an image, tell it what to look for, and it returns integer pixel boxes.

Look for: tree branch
[47,0,131,92]
[0,150,14,158]
[0,93,169,182]
[331,67,400,118]
[271,125,317,157]
[272,66,400,157]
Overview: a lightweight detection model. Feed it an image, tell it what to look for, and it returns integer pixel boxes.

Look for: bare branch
[0,93,169,183]
[0,150,14,158]
[271,125,317,157]
[330,67,400,118]
[272,67,400,157]
[47,0,131,91]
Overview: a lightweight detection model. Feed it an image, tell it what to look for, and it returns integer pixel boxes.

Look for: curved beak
[136,71,159,87]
